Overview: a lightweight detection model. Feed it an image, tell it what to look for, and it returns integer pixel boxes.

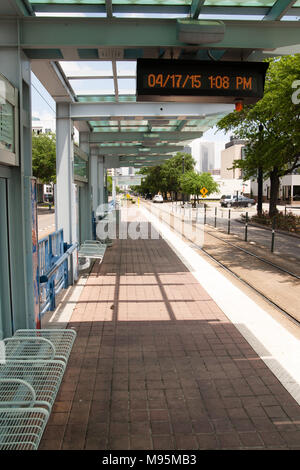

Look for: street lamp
[257,124,264,216]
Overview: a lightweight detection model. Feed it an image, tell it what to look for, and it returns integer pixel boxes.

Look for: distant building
[220,137,246,180]
[192,141,216,174]
[221,137,300,203]
[32,116,55,134]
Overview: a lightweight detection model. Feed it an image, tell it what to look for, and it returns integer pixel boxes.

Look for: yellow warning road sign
[200,187,208,198]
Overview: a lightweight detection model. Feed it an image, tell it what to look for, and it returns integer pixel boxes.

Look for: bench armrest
[0,378,36,408]
[4,337,56,360]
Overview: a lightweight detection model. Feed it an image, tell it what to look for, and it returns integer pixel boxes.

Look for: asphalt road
[38,207,55,239]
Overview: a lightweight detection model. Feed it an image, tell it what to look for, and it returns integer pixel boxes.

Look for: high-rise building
[192,141,215,174]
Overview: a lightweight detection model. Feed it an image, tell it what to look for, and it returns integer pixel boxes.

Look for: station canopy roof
[4,0,300,167]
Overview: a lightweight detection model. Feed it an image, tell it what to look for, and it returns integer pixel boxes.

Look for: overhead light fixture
[177,19,225,45]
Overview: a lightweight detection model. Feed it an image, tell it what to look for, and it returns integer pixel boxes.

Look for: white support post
[79,132,92,241]
[90,147,99,213]
[98,156,105,207]
[56,103,75,243]
[56,103,78,281]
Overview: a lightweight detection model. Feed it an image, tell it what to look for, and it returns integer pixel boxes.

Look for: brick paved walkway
[40,227,300,450]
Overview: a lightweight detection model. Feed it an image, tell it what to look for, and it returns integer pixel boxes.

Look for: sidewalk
[39,212,300,450]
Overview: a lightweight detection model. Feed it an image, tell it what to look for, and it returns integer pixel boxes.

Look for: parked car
[220,195,256,208]
[144,193,152,200]
[153,194,164,203]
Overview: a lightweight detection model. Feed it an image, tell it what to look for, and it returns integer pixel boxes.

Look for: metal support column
[98,156,105,207]
[90,147,99,213]
[56,103,78,282]
[79,132,92,242]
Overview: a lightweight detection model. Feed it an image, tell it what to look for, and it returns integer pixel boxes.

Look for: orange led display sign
[136,59,269,104]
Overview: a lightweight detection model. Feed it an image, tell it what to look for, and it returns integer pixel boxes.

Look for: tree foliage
[217,55,300,216]
[133,152,195,197]
[32,132,56,184]
[180,171,219,199]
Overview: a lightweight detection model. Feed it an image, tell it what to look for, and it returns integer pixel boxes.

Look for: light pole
[257,124,264,216]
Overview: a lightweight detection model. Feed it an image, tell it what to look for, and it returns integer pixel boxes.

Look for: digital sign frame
[136,59,269,104]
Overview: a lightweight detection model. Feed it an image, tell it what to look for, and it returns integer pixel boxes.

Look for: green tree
[217,55,300,217]
[181,171,219,206]
[107,175,112,194]
[134,152,195,199]
[160,152,195,199]
[32,132,56,184]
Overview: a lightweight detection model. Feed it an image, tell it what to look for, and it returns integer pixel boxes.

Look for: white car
[153,194,163,203]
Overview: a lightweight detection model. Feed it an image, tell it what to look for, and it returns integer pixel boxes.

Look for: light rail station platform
[39,207,300,450]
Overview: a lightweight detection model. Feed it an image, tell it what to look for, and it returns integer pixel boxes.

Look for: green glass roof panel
[112,0,191,4]
[92,127,119,131]
[77,95,136,102]
[97,142,121,146]
[121,126,148,131]
[89,120,120,126]
[31,1,106,4]
[204,1,275,5]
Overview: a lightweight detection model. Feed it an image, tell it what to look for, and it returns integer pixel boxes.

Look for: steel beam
[97,145,183,156]
[29,4,296,17]
[8,18,299,52]
[70,102,233,120]
[190,0,205,19]
[89,131,203,143]
[263,0,297,21]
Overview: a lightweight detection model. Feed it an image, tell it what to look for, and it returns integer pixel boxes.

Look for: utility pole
[182,154,185,207]
[257,124,264,216]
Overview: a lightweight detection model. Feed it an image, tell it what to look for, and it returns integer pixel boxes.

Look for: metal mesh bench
[0,379,37,408]
[0,360,66,411]
[78,243,107,260]
[4,337,56,362]
[0,330,75,449]
[0,408,49,450]
[12,328,77,363]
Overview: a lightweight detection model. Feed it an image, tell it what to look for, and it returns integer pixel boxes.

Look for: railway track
[142,200,300,327]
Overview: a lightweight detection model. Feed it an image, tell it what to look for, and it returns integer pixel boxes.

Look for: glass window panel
[60,61,112,77]
[117,78,136,94]
[74,154,88,179]
[116,61,136,76]
[69,78,114,94]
